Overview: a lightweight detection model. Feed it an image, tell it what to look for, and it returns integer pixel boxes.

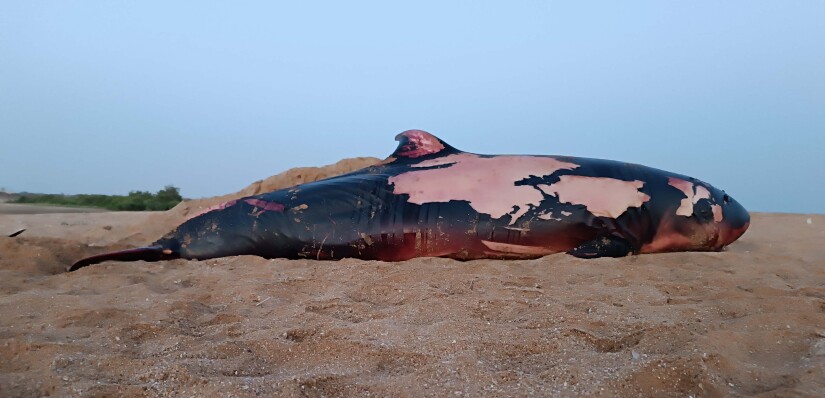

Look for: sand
[0,204,108,215]
[1,159,824,397]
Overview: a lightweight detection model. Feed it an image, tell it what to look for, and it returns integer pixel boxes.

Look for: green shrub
[12,185,183,211]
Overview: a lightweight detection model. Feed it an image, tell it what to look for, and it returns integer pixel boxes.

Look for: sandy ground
[1,160,824,397]
[0,203,108,215]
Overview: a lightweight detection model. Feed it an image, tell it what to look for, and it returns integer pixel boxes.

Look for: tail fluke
[67,245,178,272]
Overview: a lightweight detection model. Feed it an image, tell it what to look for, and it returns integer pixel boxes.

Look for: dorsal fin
[390,130,458,159]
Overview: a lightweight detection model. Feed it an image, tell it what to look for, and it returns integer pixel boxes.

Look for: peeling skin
[695,186,711,201]
[668,177,693,198]
[244,199,285,212]
[188,199,239,220]
[388,153,579,224]
[360,233,374,246]
[538,211,562,221]
[668,178,722,222]
[669,178,698,216]
[537,176,650,218]
[711,204,723,222]
[480,240,556,256]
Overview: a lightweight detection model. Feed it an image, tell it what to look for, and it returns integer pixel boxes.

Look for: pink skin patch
[388,153,580,224]
[187,199,239,220]
[711,204,723,222]
[244,199,285,212]
[668,178,722,222]
[644,180,729,252]
[695,186,711,201]
[537,176,650,218]
[480,240,557,256]
[394,130,446,158]
[538,211,562,221]
[668,177,695,216]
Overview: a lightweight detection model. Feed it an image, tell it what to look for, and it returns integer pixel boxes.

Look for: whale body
[69,130,750,271]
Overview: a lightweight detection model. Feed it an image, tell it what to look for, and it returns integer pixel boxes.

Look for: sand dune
[1,159,823,397]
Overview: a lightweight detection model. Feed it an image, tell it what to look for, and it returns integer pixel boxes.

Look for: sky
[1,1,823,214]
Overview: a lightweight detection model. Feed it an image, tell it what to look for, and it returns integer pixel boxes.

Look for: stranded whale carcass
[68,130,750,271]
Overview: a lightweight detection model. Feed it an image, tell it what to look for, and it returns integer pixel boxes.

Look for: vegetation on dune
[12,185,183,211]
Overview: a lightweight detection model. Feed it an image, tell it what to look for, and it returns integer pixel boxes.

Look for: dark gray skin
[69,130,749,271]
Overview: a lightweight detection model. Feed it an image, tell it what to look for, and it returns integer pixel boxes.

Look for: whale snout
[719,194,750,247]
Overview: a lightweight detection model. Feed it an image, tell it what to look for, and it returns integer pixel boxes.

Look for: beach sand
[0,203,108,215]
[1,159,823,397]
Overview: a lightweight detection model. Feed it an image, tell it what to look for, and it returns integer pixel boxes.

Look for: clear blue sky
[1,1,823,213]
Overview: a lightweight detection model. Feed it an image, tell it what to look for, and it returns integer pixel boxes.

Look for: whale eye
[723,194,730,204]
[694,199,714,221]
